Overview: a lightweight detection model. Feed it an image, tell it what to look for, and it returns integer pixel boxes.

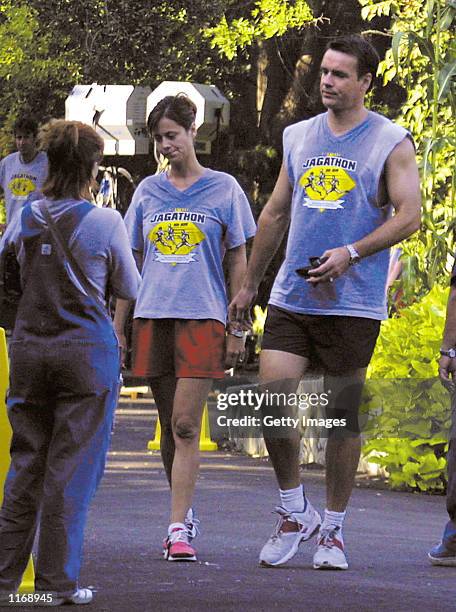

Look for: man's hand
[228,286,257,330]
[307,246,351,285]
[439,355,456,394]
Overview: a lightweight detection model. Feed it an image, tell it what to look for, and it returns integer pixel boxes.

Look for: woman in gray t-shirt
[115,95,255,563]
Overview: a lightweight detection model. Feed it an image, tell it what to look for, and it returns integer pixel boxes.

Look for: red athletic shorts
[131,318,226,379]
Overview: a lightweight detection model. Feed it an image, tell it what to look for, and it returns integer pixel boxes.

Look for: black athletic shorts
[262,305,381,376]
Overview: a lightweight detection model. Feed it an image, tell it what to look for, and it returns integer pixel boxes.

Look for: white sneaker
[47,588,93,606]
[259,503,321,567]
[184,507,200,542]
[313,526,348,570]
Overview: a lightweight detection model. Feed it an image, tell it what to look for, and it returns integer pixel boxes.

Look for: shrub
[362,285,451,491]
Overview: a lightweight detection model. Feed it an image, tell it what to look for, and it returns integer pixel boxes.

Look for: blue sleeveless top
[269,111,410,320]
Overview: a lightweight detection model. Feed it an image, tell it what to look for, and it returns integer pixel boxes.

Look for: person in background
[429,264,456,566]
[0,116,48,233]
[114,95,256,563]
[0,119,140,605]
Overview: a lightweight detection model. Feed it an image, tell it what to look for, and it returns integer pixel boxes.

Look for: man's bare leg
[325,436,362,511]
[313,368,367,570]
[258,350,322,567]
[259,349,309,489]
[324,368,367,512]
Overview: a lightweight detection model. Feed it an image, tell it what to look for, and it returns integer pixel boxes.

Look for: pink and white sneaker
[313,526,348,570]
[162,509,200,557]
[164,528,197,562]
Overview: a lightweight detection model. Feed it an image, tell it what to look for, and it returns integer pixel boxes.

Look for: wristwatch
[346,244,361,265]
[229,328,244,338]
[440,348,456,358]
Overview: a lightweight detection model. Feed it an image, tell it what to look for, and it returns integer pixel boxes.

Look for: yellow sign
[0,328,35,591]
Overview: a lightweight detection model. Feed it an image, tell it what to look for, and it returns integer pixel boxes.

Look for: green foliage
[363,285,451,490]
[0,0,238,144]
[204,0,314,59]
[0,2,34,72]
[0,0,79,154]
[364,437,447,490]
[360,0,456,295]
[359,0,396,18]
[29,0,230,86]
[368,284,448,378]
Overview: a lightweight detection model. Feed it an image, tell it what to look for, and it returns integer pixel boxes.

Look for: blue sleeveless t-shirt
[269,111,410,320]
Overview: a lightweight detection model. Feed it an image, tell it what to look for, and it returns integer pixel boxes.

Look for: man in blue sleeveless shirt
[230,35,421,570]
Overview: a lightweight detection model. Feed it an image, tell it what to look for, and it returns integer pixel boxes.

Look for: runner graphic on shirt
[327,175,344,195]
[166,224,177,246]
[302,172,317,193]
[154,228,172,250]
[148,209,205,264]
[175,229,194,252]
[299,153,356,211]
[315,171,328,197]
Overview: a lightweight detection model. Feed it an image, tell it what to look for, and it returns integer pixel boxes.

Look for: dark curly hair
[14,116,39,137]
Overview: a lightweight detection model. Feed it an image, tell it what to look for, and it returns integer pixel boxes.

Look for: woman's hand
[113,299,132,369]
[225,332,246,370]
[115,329,128,369]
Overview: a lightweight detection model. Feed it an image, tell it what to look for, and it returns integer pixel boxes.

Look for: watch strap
[440,348,456,358]
[346,244,360,265]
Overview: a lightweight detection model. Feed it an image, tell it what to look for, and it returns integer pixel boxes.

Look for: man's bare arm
[228,163,292,322]
[309,137,421,283]
[355,137,421,255]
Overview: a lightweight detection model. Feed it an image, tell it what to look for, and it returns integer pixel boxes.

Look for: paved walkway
[61,400,453,612]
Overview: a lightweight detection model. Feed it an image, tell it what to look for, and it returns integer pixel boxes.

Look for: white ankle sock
[279,485,307,513]
[168,522,186,535]
[321,509,345,538]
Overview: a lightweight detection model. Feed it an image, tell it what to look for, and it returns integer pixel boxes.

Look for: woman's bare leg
[169,377,212,524]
